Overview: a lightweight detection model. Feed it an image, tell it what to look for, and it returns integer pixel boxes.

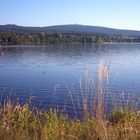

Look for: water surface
[0,44,140,117]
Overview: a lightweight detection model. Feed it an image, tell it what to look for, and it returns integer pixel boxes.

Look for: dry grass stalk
[97,62,104,119]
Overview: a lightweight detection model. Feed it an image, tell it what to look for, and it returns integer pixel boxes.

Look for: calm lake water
[0,44,140,117]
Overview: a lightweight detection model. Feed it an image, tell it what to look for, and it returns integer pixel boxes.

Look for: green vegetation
[0,100,140,140]
[0,31,139,44]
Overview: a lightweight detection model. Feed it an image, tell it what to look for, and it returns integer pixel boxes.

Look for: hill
[0,24,140,36]
[0,24,140,44]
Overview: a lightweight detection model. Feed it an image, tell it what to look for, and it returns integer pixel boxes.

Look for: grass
[0,101,140,140]
[0,63,140,140]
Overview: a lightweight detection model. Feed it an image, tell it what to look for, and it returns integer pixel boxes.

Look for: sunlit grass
[0,100,140,140]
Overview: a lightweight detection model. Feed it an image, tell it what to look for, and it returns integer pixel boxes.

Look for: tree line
[0,32,140,44]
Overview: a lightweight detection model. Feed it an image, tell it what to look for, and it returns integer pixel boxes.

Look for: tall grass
[0,63,140,140]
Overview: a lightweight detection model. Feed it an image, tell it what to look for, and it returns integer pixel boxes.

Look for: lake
[0,43,140,118]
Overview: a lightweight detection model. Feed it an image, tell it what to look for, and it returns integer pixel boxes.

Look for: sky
[0,0,140,30]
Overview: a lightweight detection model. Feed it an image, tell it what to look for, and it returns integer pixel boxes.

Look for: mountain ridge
[0,24,140,36]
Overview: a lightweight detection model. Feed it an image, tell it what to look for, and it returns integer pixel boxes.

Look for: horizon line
[0,23,140,32]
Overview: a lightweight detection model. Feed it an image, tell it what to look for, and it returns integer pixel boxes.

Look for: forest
[0,31,140,44]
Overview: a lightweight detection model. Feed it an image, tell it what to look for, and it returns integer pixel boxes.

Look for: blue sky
[0,0,140,30]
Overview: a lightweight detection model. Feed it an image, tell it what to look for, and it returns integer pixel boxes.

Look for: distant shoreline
[1,42,140,46]
[0,24,140,44]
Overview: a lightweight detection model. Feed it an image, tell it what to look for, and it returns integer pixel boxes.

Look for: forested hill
[0,24,140,44]
[0,24,140,36]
